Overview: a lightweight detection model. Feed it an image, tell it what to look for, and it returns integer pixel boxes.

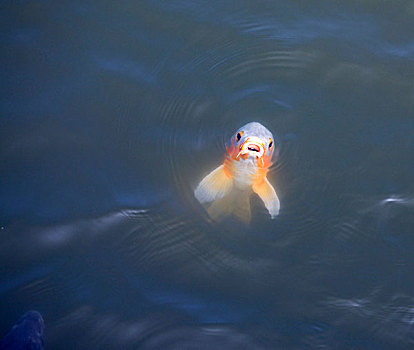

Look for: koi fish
[0,311,44,350]
[195,122,280,222]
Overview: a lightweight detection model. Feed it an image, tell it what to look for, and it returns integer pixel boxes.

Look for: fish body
[195,122,280,222]
[0,311,44,350]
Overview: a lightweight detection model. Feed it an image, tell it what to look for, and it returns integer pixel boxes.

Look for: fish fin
[207,189,251,224]
[194,165,233,204]
[252,177,280,218]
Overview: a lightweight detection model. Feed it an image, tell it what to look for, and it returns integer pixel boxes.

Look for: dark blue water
[1,1,414,348]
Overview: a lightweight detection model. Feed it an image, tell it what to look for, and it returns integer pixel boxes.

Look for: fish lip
[247,143,260,152]
[240,140,265,158]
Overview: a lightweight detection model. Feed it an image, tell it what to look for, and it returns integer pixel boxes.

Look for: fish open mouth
[247,144,260,152]
[236,138,265,159]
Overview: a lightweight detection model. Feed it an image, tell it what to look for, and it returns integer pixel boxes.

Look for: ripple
[207,43,317,85]
[117,210,275,288]
[46,305,269,349]
[223,49,315,77]
[324,294,414,346]
[150,36,319,229]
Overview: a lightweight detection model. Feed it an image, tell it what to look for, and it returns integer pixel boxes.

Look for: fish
[194,122,280,222]
[0,311,44,350]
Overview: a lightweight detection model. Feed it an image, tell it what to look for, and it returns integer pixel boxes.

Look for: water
[1,0,414,348]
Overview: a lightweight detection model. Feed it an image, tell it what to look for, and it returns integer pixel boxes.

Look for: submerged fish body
[0,311,44,350]
[195,122,280,222]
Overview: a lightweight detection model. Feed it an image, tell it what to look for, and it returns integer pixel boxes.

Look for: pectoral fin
[194,165,233,204]
[252,177,280,219]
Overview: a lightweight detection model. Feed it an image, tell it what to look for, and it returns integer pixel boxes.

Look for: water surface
[1,1,414,348]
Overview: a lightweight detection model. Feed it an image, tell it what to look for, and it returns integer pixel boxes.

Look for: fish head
[226,122,275,166]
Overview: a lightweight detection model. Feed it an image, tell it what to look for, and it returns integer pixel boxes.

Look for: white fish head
[226,122,275,161]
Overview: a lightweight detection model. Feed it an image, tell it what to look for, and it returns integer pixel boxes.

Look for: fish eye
[236,131,243,141]
[269,139,273,148]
